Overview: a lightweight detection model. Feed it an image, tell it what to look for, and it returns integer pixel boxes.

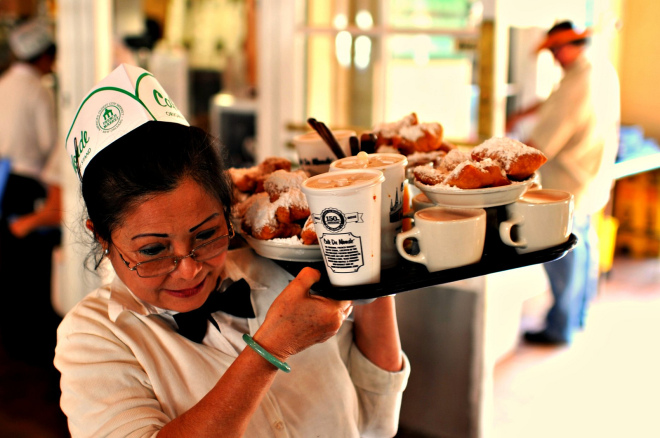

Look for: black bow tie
[173,278,255,343]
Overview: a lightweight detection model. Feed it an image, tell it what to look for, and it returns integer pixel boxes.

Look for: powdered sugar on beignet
[300,215,318,245]
[471,137,547,180]
[241,197,300,240]
[437,148,471,173]
[242,187,310,240]
[443,158,510,189]
[413,166,446,186]
[264,169,308,202]
[372,113,418,138]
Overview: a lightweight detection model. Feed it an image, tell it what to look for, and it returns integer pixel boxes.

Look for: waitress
[55,64,409,437]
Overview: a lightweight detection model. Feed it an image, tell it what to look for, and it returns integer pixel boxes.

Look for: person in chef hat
[54,63,409,437]
[0,18,61,367]
[8,19,57,64]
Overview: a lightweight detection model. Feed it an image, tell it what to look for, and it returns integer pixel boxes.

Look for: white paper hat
[65,63,190,179]
[9,19,54,61]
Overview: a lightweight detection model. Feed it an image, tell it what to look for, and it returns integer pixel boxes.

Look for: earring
[104,248,109,256]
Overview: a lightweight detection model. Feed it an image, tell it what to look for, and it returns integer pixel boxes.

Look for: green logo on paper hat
[96,103,124,132]
[65,63,189,179]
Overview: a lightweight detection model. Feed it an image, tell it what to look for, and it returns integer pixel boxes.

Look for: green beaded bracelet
[243,334,291,373]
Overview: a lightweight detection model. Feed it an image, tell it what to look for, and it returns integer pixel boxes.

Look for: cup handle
[396,227,427,266]
[499,212,527,247]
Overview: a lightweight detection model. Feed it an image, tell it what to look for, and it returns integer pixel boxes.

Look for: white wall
[54,0,113,316]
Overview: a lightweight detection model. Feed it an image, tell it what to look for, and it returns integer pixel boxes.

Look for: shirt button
[274,421,284,430]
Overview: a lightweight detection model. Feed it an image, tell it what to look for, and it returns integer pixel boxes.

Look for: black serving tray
[273,205,578,301]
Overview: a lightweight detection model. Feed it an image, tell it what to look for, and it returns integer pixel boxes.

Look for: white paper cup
[330,153,408,269]
[499,189,574,254]
[301,169,384,286]
[293,130,355,175]
[396,207,487,272]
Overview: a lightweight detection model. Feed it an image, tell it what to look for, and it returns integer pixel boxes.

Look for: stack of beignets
[229,161,318,244]
[413,137,547,189]
[228,157,291,199]
[370,112,453,155]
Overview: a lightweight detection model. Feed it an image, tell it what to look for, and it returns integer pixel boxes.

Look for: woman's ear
[86,219,109,252]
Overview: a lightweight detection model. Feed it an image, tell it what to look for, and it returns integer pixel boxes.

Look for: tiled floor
[493,256,660,438]
[0,256,657,437]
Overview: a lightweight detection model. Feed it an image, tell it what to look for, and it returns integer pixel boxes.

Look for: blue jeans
[542,215,600,343]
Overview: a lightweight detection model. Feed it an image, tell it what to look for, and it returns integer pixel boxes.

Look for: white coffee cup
[396,206,487,272]
[412,192,435,212]
[293,130,355,175]
[330,152,408,269]
[499,189,574,254]
[301,168,384,286]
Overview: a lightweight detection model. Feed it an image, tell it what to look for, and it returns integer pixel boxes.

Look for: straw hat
[8,19,54,61]
[536,21,591,53]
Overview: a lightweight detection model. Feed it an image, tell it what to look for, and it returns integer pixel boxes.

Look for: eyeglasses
[114,222,235,278]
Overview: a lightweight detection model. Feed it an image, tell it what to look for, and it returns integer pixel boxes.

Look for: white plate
[414,179,533,208]
[243,235,323,262]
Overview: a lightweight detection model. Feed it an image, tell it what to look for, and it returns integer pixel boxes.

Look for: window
[293,0,483,143]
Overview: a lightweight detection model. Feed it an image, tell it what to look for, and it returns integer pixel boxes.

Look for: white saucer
[243,235,323,262]
[414,178,533,208]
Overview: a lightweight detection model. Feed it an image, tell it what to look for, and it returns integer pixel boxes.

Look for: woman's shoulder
[56,285,119,341]
[60,284,112,316]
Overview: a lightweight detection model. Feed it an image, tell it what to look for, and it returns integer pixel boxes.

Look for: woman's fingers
[291,267,353,318]
[286,267,321,296]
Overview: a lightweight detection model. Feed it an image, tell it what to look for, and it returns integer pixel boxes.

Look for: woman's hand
[253,267,353,361]
[160,267,350,437]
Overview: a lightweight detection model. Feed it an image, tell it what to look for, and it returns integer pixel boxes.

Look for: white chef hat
[8,19,54,61]
[65,63,190,179]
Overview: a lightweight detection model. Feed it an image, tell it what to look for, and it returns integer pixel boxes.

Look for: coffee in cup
[330,152,408,269]
[293,130,355,175]
[396,206,487,272]
[499,189,574,254]
[301,169,385,286]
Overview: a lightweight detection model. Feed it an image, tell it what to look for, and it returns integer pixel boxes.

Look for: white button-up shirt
[55,247,410,437]
[529,54,620,215]
[0,63,57,179]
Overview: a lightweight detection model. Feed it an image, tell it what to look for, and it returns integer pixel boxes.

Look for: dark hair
[81,122,233,267]
[548,21,575,35]
[26,43,56,64]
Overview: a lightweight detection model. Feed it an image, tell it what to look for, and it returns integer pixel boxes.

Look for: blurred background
[0,1,658,437]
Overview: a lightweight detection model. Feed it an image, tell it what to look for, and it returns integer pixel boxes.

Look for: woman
[55,65,409,437]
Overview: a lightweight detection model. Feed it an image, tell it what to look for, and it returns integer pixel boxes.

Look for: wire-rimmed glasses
[114,223,234,278]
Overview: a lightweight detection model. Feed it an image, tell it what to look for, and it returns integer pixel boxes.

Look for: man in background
[0,18,62,366]
[507,21,621,345]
